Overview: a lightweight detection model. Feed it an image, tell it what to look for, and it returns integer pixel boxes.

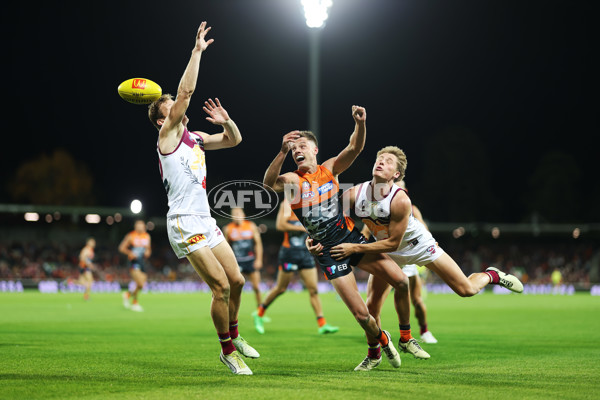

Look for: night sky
[4,1,597,223]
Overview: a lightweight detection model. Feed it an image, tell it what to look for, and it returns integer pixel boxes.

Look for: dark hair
[297,130,318,147]
[148,94,174,130]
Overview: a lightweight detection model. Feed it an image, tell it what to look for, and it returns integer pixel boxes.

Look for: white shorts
[402,264,419,278]
[388,234,444,268]
[166,214,225,259]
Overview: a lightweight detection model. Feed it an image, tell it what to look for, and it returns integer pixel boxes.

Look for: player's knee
[456,281,478,297]
[392,276,409,292]
[211,280,231,301]
[351,307,371,324]
[307,286,318,296]
[230,275,245,291]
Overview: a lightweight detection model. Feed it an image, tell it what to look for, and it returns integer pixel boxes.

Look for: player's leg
[425,252,523,296]
[259,268,293,315]
[210,241,259,359]
[248,270,262,307]
[410,274,437,343]
[82,270,93,300]
[360,255,430,359]
[330,273,401,370]
[299,267,338,334]
[130,269,147,312]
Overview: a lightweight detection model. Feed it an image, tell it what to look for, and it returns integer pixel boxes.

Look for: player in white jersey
[147,22,258,375]
[309,146,523,365]
[361,180,438,344]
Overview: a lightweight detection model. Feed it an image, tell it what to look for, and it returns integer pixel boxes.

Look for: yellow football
[117,78,162,105]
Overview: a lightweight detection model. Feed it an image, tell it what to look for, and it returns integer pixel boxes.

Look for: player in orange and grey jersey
[147,21,257,375]
[253,198,339,335]
[119,220,151,312]
[223,208,264,308]
[263,106,408,372]
[77,237,95,301]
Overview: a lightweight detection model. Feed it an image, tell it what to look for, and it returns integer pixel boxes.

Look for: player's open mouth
[296,155,305,162]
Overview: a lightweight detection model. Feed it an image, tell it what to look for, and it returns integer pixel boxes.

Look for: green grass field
[1,289,598,399]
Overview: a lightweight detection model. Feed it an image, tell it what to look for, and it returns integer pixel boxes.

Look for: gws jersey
[157,129,210,218]
[290,165,355,248]
[225,220,256,263]
[282,211,309,250]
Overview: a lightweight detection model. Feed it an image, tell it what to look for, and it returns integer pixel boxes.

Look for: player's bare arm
[195,98,242,150]
[252,223,264,270]
[330,192,411,259]
[158,22,214,152]
[322,105,367,176]
[144,236,152,259]
[276,200,306,232]
[80,248,94,269]
[263,131,301,192]
[118,234,135,260]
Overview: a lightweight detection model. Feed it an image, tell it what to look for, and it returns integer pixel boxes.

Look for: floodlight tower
[302,0,332,142]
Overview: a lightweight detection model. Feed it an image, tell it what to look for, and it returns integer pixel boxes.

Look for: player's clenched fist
[352,105,366,123]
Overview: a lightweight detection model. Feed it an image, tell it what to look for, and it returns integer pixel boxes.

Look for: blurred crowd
[0,238,597,288]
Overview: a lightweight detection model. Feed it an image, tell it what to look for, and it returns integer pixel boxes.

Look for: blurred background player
[253,198,339,335]
[76,237,96,301]
[361,179,438,344]
[223,208,264,309]
[119,220,151,312]
[149,22,258,375]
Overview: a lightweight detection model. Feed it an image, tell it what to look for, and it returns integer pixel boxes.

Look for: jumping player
[77,237,96,301]
[253,198,339,335]
[264,107,411,372]
[119,220,151,312]
[315,146,523,365]
[223,208,264,308]
[361,180,437,344]
[148,22,258,375]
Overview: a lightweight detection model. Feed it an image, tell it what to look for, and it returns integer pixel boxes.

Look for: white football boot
[380,330,402,368]
[122,292,131,309]
[354,356,382,371]
[486,267,524,293]
[232,336,260,359]
[399,338,430,359]
[420,331,438,344]
[220,351,252,375]
[130,303,144,312]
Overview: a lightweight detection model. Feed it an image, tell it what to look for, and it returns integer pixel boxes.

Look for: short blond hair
[148,94,174,130]
[376,146,407,182]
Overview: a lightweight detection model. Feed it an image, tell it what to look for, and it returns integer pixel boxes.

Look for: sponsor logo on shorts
[132,79,147,89]
[325,263,348,276]
[187,234,206,244]
[427,245,436,255]
[409,238,420,247]
[317,181,334,195]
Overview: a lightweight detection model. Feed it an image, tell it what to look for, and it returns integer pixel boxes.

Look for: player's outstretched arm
[263,131,301,192]
[160,22,213,138]
[323,105,367,176]
[330,192,411,259]
[197,98,242,150]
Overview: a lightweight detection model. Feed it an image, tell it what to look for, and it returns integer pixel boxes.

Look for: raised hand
[352,105,366,123]
[195,21,214,52]
[281,130,301,153]
[204,98,229,125]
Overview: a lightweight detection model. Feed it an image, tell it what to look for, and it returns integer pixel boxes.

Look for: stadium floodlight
[130,199,142,214]
[302,0,333,28]
[24,212,39,222]
[85,214,101,224]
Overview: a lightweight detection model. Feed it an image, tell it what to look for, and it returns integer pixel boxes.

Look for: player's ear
[314,146,319,155]
[394,171,401,180]
[157,118,165,126]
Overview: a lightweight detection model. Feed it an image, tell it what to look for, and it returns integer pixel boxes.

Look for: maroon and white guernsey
[157,129,210,217]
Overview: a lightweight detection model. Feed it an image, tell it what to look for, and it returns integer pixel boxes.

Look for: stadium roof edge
[0,203,138,217]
